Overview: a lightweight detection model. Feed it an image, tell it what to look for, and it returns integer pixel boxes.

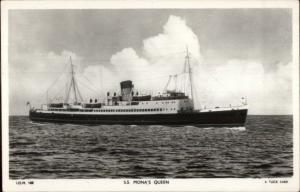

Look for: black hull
[29,109,248,127]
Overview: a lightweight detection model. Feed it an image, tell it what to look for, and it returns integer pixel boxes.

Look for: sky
[8,9,293,115]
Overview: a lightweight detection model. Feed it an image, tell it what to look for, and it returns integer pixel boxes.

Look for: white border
[1,1,299,191]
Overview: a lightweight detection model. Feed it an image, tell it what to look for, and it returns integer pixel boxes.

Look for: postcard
[1,0,299,191]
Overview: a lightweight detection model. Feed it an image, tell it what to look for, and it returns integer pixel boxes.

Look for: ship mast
[185,47,194,109]
[70,57,78,103]
[65,56,83,104]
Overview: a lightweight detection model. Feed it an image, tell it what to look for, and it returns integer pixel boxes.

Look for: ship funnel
[120,80,134,101]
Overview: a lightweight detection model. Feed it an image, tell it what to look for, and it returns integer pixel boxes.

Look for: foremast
[65,56,83,104]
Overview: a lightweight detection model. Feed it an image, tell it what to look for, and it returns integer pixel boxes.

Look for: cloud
[143,15,201,61]
[196,60,292,114]
[262,62,292,114]
[82,15,292,114]
[10,15,293,115]
[84,15,202,95]
[193,60,265,108]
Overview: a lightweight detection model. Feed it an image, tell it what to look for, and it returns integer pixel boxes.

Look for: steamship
[29,51,248,127]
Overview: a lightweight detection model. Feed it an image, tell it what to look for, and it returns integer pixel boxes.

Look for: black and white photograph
[2,1,299,191]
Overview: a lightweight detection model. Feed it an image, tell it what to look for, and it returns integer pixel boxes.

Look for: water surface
[9,115,293,179]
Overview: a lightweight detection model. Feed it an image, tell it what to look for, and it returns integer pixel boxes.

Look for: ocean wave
[225,126,246,131]
[202,126,246,130]
[29,121,48,126]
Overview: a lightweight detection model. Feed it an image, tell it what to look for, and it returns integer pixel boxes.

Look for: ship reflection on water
[9,115,293,179]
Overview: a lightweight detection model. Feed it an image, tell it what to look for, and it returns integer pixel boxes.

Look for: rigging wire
[36,62,69,105]
[78,74,103,95]
[45,63,68,93]
[49,84,68,103]
[163,75,172,93]
[34,49,243,106]
[76,78,102,99]
[27,50,190,105]
[75,80,84,102]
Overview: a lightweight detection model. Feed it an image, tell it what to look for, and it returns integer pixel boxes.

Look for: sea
[9,115,293,179]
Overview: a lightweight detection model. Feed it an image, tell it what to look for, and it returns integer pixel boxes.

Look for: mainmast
[185,48,194,109]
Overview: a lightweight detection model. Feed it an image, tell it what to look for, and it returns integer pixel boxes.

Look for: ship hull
[29,109,248,127]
